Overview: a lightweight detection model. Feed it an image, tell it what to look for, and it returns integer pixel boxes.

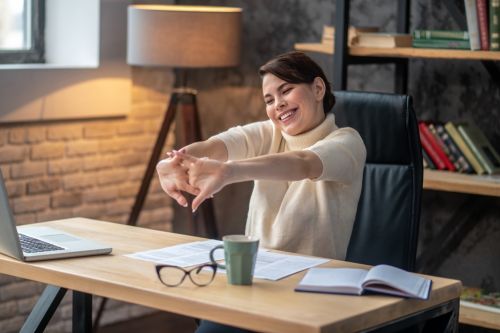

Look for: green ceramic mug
[209,235,259,285]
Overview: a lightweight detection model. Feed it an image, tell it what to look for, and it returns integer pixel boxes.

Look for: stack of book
[461,286,500,314]
[414,0,500,51]
[418,121,500,174]
[412,30,471,49]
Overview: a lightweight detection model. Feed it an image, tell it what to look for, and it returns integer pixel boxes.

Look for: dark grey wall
[177,0,500,294]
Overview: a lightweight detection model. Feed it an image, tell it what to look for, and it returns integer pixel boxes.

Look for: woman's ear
[313,77,326,101]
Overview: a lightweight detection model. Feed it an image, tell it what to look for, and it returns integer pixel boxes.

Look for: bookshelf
[295,43,500,61]
[306,0,500,329]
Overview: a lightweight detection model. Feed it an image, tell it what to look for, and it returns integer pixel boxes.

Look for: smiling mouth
[279,109,297,121]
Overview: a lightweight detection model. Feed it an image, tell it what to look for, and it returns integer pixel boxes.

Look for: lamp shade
[127,5,242,68]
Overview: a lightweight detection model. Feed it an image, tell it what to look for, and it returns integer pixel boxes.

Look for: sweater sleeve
[306,127,366,184]
[211,120,274,160]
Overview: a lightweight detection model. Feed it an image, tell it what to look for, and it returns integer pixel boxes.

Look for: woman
[157,51,366,333]
[157,51,366,261]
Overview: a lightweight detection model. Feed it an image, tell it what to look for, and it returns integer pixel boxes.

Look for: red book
[476,0,490,50]
[418,122,456,171]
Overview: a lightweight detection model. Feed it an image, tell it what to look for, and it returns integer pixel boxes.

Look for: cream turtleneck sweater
[212,113,366,259]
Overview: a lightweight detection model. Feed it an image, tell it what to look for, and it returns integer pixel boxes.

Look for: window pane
[0,0,29,50]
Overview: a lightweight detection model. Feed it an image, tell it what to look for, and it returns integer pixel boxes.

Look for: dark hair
[258,51,335,113]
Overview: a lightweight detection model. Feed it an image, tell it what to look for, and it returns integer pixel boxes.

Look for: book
[419,122,456,171]
[464,0,481,50]
[461,286,500,313]
[445,122,485,174]
[476,0,490,50]
[490,0,500,50]
[435,123,474,173]
[457,122,500,174]
[295,264,432,300]
[427,123,462,171]
[351,33,412,48]
[321,25,380,46]
[422,149,437,169]
[413,30,470,40]
[412,38,471,49]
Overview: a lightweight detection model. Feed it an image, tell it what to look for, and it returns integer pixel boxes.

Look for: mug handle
[209,245,226,269]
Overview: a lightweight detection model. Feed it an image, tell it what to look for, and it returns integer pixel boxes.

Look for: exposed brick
[128,165,146,181]
[12,195,50,214]
[72,203,107,219]
[82,156,115,171]
[51,192,82,208]
[48,159,81,175]
[103,214,128,224]
[144,193,169,210]
[118,184,139,198]
[10,161,46,179]
[8,128,26,144]
[0,300,17,319]
[63,173,96,190]
[27,178,61,194]
[16,296,39,315]
[0,280,40,301]
[129,135,155,152]
[115,152,144,167]
[47,125,83,141]
[99,138,133,153]
[0,146,26,163]
[105,199,133,215]
[130,103,164,119]
[13,212,37,225]
[83,124,115,138]
[139,206,173,229]
[0,130,6,146]
[83,187,118,203]
[98,169,129,186]
[27,127,46,143]
[5,181,26,198]
[0,165,9,179]
[117,122,145,136]
[66,141,99,157]
[36,208,74,222]
[0,315,26,333]
[30,142,65,160]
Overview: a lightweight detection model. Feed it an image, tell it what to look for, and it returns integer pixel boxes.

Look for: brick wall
[0,67,175,332]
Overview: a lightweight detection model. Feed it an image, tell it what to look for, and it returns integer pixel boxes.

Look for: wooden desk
[0,218,462,333]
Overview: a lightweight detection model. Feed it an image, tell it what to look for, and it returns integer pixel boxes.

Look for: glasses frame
[155,263,218,287]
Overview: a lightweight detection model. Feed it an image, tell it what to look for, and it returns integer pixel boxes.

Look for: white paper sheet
[127,239,224,267]
[128,240,330,281]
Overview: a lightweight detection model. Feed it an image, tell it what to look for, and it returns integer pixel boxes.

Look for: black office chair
[334,91,423,272]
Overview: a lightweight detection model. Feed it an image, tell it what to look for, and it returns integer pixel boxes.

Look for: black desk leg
[20,285,67,333]
[73,291,92,333]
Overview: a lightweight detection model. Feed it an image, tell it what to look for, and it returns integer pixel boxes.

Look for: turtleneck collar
[280,113,337,150]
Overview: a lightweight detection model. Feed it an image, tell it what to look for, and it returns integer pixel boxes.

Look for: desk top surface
[0,218,462,333]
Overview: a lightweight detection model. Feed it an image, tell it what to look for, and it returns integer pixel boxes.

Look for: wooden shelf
[423,170,500,197]
[294,43,500,61]
[460,302,500,330]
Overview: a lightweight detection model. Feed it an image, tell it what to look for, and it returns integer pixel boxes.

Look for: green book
[445,122,485,174]
[412,39,471,49]
[413,30,469,40]
[490,0,500,50]
[457,122,500,175]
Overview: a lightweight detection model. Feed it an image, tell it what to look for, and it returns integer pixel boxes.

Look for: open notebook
[0,168,111,261]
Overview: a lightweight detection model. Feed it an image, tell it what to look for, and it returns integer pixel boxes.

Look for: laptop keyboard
[19,233,64,253]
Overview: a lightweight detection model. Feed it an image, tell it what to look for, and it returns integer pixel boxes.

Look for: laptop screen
[0,168,24,260]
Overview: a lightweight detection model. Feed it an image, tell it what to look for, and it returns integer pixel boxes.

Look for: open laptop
[0,169,112,261]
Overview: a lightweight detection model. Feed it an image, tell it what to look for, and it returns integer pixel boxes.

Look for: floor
[97,312,198,333]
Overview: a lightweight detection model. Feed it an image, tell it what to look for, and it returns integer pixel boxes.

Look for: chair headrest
[333,91,416,164]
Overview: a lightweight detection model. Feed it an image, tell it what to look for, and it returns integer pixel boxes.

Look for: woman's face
[262,74,325,136]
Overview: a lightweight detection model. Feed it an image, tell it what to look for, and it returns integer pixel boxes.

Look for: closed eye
[265,99,274,105]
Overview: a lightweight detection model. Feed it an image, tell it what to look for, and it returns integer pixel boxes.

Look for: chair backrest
[333,91,423,271]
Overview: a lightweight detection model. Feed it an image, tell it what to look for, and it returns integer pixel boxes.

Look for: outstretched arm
[156,138,227,207]
[175,150,323,212]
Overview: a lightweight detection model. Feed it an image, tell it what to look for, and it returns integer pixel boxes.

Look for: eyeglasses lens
[190,265,215,286]
[158,266,187,287]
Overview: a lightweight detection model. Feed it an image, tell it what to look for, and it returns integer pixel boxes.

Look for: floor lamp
[93,5,241,331]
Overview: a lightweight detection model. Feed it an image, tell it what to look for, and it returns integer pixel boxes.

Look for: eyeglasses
[155,263,218,287]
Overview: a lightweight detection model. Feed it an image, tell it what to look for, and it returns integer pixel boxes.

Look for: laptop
[0,169,112,261]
